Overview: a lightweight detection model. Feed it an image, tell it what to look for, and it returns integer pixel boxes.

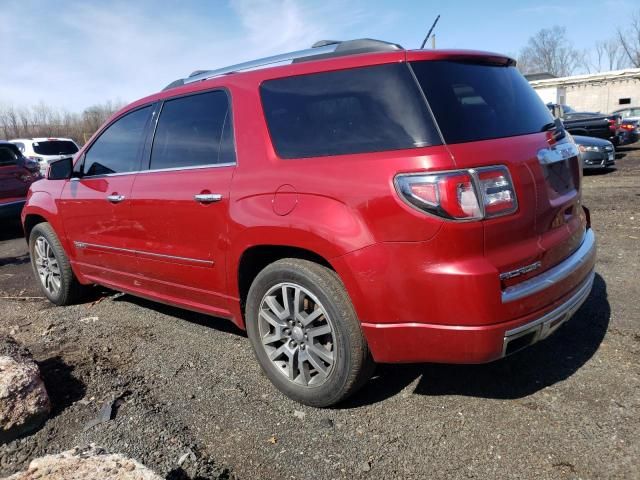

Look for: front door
[128,90,236,315]
[59,105,153,283]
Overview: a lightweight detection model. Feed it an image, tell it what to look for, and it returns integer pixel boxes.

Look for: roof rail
[163,38,403,91]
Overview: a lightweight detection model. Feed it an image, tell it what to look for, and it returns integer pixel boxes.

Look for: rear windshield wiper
[541,118,566,141]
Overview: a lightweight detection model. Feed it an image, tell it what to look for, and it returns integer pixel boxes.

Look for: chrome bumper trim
[501,270,594,357]
[502,229,596,303]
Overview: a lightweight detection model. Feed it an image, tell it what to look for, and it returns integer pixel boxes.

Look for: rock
[360,460,372,472]
[320,418,334,428]
[4,444,163,479]
[293,410,306,420]
[0,336,51,443]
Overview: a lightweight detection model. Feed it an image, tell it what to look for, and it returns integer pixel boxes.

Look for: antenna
[420,14,441,49]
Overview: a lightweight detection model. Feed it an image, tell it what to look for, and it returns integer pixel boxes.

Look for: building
[528,68,640,113]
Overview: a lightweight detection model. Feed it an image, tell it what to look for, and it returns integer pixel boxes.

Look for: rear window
[260,63,441,158]
[32,140,78,156]
[411,61,554,144]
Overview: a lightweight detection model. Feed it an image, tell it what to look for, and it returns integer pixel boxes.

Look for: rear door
[128,90,236,313]
[410,60,587,300]
[59,106,152,281]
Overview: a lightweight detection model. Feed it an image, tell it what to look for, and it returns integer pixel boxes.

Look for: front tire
[29,222,84,306]
[246,259,374,407]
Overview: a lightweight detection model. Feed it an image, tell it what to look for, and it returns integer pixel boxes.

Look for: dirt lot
[1,147,639,480]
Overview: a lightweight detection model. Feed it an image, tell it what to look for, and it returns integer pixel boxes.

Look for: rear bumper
[362,270,594,364]
[354,229,596,364]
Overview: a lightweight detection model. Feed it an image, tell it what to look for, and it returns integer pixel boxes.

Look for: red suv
[22,39,596,406]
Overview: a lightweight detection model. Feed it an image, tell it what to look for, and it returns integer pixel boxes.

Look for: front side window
[150,90,235,170]
[260,63,441,159]
[83,106,151,176]
[0,145,20,166]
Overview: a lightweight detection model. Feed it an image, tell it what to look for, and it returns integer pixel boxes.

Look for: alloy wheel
[34,236,61,296]
[258,282,336,387]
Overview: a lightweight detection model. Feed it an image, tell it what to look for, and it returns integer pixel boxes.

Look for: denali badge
[499,261,542,281]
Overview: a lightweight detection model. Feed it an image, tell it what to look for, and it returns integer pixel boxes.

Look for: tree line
[518,9,640,77]
[0,100,125,145]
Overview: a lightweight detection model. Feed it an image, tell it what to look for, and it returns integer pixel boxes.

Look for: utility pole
[431,34,436,49]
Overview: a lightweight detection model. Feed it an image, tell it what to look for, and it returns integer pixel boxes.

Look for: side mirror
[47,157,74,180]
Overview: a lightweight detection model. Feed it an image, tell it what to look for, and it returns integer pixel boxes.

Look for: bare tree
[586,39,631,73]
[618,10,640,67]
[518,26,583,77]
[0,100,124,144]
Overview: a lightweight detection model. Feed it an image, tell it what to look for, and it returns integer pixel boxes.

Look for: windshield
[411,61,554,144]
[32,140,78,156]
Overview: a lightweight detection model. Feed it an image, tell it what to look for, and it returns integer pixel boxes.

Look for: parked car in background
[0,141,41,218]
[21,39,596,406]
[572,135,615,170]
[618,120,639,146]
[612,106,640,123]
[10,137,79,173]
[547,103,621,145]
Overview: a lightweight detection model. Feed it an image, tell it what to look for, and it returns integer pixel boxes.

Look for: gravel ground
[0,146,639,480]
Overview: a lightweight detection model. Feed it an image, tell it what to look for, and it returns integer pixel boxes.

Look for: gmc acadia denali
[21,39,596,406]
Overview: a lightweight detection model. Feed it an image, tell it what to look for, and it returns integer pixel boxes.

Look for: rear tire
[29,222,84,306]
[246,258,374,407]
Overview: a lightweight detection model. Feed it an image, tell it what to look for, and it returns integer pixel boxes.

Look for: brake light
[620,123,635,131]
[395,166,517,221]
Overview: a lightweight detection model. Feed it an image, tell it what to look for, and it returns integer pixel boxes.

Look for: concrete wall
[563,79,640,113]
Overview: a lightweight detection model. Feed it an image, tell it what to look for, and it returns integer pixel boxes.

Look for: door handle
[107,194,126,203]
[194,193,222,203]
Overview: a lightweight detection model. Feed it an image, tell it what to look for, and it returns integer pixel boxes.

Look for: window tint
[260,64,441,159]
[411,61,554,144]
[150,90,234,170]
[13,142,25,153]
[0,145,20,166]
[32,140,78,156]
[83,106,151,176]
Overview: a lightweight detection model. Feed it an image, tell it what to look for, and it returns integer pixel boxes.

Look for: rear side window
[83,106,151,176]
[411,61,554,144]
[260,64,441,159]
[32,140,78,156]
[150,90,235,170]
[0,145,20,166]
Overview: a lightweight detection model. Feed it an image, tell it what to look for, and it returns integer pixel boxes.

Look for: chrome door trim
[501,229,596,303]
[76,161,236,180]
[140,162,236,174]
[73,241,214,266]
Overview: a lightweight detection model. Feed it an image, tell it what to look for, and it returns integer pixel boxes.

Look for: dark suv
[22,39,596,406]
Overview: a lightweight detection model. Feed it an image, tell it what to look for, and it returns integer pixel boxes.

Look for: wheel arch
[236,244,335,318]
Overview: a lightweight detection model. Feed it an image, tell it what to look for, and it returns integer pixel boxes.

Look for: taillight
[620,123,635,131]
[395,166,517,221]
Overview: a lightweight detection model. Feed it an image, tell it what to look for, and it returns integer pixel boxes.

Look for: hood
[571,135,613,147]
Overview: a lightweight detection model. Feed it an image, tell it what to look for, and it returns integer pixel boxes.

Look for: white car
[9,137,79,173]
[612,107,640,123]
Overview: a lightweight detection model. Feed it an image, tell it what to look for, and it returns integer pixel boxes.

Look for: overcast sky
[1,0,637,112]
